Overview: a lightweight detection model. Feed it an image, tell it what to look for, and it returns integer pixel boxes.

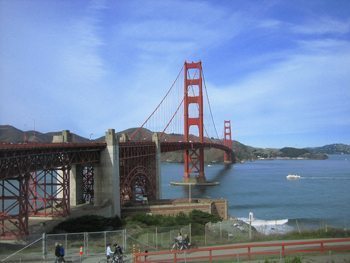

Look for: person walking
[54,243,60,263]
[113,243,123,262]
[59,243,66,262]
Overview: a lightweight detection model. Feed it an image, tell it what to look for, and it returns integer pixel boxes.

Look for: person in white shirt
[176,232,183,243]
[106,243,113,262]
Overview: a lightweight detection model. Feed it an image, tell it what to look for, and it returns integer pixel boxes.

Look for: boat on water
[286,174,301,180]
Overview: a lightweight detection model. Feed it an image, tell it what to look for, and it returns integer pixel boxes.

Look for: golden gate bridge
[0,61,234,239]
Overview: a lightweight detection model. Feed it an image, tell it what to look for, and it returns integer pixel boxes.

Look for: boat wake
[300,176,350,180]
[238,217,293,235]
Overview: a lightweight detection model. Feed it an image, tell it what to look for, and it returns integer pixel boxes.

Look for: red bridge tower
[224,120,233,163]
[183,61,205,181]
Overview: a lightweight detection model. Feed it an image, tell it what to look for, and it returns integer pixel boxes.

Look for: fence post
[156,227,158,250]
[83,232,86,257]
[65,233,68,257]
[86,232,89,256]
[42,232,47,261]
[104,231,107,249]
[124,229,127,252]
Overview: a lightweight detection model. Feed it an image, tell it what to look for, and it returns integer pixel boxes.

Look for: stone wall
[122,198,228,220]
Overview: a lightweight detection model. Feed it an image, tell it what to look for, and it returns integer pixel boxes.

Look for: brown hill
[0,125,89,143]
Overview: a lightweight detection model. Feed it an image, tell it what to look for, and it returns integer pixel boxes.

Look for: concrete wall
[208,199,228,220]
[69,164,84,207]
[94,129,121,217]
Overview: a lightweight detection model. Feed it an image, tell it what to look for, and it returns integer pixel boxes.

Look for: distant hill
[1,125,348,162]
[307,144,350,154]
[0,125,89,143]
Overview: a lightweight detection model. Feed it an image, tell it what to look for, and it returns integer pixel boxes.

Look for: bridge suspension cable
[186,67,220,143]
[203,70,220,141]
[130,61,224,145]
[130,65,184,140]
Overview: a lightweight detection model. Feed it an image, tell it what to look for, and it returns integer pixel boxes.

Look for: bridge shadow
[181,164,233,198]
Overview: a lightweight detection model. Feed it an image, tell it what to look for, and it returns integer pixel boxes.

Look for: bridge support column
[94,129,121,217]
[70,165,84,207]
[183,61,205,181]
[223,120,233,163]
[51,130,73,214]
[152,133,162,199]
[0,174,29,239]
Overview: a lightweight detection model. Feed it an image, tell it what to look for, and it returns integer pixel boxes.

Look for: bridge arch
[120,165,156,205]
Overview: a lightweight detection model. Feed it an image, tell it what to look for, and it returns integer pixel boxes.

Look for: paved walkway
[56,252,350,263]
[1,239,349,262]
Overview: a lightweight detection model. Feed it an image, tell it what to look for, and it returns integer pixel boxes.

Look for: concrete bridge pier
[94,129,121,217]
[53,130,74,214]
[69,165,84,207]
[152,133,162,199]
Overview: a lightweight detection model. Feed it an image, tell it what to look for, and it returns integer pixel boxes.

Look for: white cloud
[207,39,350,141]
[291,17,350,35]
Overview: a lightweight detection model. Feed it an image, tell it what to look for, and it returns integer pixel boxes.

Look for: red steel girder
[0,143,105,180]
[0,174,29,239]
[82,165,94,203]
[28,167,70,217]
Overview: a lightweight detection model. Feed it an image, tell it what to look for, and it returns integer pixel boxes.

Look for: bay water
[161,154,350,233]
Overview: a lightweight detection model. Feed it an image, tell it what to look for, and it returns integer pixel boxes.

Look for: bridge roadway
[0,141,232,179]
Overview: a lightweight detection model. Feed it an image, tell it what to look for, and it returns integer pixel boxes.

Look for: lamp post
[188,183,192,203]
[249,212,253,240]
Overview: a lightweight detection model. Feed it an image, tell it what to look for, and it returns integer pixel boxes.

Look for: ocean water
[160,154,350,233]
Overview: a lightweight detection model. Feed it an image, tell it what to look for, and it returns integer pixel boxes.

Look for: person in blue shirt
[59,244,65,262]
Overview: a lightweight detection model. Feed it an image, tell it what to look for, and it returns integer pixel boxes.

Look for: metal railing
[133,238,350,262]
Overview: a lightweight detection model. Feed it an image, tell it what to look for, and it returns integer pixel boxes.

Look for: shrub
[50,215,123,233]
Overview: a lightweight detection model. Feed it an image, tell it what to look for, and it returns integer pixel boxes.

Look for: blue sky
[1,0,349,148]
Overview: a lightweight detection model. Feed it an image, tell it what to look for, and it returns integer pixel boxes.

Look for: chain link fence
[1,219,349,262]
[0,225,191,262]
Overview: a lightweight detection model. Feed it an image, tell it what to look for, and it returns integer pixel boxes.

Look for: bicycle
[112,254,127,263]
[99,254,127,263]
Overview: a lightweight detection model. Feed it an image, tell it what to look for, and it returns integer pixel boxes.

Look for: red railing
[133,238,350,262]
